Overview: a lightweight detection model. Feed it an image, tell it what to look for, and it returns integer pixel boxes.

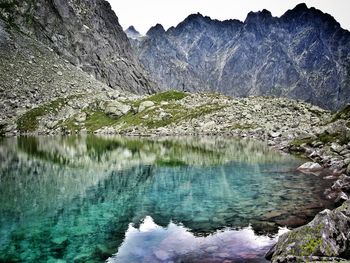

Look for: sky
[107,0,350,35]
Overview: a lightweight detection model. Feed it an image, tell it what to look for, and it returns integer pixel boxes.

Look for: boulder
[268,201,350,263]
[269,132,281,138]
[297,162,322,172]
[138,100,155,113]
[104,101,131,118]
[75,112,87,123]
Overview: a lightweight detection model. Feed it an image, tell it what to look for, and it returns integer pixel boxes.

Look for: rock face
[0,0,155,94]
[132,4,350,110]
[268,201,350,262]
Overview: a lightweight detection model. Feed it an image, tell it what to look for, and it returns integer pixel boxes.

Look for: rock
[269,132,281,138]
[57,71,63,76]
[75,112,87,123]
[332,174,350,192]
[159,111,172,120]
[46,121,58,129]
[138,100,155,112]
[104,101,131,117]
[346,164,350,175]
[268,201,350,262]
[297,162,322,172]
[201,121,216,129]
[344,158,350,165]
[331,143,345,154]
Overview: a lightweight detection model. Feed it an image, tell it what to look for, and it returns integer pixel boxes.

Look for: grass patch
[84,111,119,131]
[17,136,69,165]
[147,90,188,103]
[331,104,350,122]
[228,123,256,130]
[156,159,187,167]
[290,132,350,147]
[17,95,81,132]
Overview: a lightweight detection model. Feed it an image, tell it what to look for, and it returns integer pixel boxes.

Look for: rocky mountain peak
[130,3,350,110]
[146,23,166,37]
[125,25,142,39]
[245,9,273,23]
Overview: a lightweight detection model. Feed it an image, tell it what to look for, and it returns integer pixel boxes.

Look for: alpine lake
[0,135,335,263]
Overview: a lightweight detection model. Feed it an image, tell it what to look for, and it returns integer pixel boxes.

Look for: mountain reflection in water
[0,135,334,262]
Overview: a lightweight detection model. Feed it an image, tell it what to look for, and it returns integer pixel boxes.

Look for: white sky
[107,0,350,35]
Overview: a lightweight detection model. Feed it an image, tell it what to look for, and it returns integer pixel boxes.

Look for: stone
[57,71,63,76]
[297,162,322,172]
[269,132,281,138]
[104,101,131,118]
[138,100,155,112]
[347,164,350,175]
[332,173,350,190]
[268,201,350,263]
[159,111,172,120]
[75,112,87,123]
[331,143,345,154]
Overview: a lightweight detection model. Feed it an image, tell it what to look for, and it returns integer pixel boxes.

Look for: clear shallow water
[0,136,334,263]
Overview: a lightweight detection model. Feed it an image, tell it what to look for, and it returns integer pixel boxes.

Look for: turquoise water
[0,136,334,262]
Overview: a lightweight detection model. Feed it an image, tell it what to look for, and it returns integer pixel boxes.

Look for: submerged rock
[297,162,322,172]
[268,201,350,262]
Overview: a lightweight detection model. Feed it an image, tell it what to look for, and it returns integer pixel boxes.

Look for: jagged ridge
[130,3,350,110]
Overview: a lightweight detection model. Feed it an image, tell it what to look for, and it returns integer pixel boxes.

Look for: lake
[0,135,334,262]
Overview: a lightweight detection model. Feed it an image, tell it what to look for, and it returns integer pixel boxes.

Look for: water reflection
[0,135,335,262]
[109,216,289,263]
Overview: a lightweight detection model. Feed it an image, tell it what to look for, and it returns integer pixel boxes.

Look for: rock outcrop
[131,4,350,110]
[267,200,350,262]
[0,0,155,94]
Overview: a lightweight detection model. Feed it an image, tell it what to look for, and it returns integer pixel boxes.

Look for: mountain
[125,26,142,39]
[131,4,350,110]
[0,0,154,94]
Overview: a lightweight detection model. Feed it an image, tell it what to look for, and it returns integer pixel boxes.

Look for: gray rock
[75,112,87,123]
[104,101,131,117]
[297,162,322,172]
[138,100,155,112]
[269,132,282,138]
[268,201,350,262]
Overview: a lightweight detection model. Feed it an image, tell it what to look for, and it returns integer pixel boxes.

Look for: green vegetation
[332,104,350,122]
[156,159,187,167]
[0,1,18,9]
[147,90,188,103]
[228,123,256,130]
[290,131,350,147]
[17,95,80,132]
[300,237,322,255]
[61,97,227,133]
[17,136,69,165]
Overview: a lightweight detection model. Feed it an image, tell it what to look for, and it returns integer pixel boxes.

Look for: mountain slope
[0,0,155,94]
[132,4,350,110]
